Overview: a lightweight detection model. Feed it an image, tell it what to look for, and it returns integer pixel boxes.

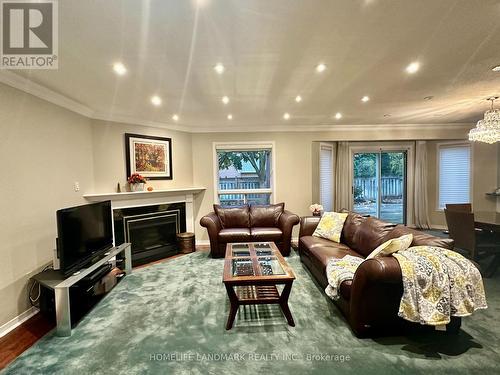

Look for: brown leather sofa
[200,203,300,258]
[299,212,461,337]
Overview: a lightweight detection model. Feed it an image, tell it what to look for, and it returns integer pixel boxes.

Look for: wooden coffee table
[223,242,296,330]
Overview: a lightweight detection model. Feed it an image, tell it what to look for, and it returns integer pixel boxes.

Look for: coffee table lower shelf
[235,285,280,303]
[224,282,295,330]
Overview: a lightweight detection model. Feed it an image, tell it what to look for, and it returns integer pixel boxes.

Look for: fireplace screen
[113,203,186,266]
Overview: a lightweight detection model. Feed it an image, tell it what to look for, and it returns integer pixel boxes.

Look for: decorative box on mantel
[83,187,205,266]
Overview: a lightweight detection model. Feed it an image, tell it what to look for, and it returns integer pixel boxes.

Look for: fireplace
[113,203,186,266]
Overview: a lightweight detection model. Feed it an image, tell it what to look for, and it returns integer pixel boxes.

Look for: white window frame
[319,142,334,211]
[213,141,276,205]
[436,141,472,211]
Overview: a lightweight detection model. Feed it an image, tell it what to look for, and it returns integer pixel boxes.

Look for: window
[214,143,274,206]
[438,143,471,209]
[319,143,334,211]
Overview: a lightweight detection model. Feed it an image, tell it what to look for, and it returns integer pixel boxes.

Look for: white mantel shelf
[83,187,205,233]
[83,187,206,202]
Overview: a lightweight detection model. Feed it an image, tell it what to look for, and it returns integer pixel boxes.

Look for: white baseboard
[0,306,39,338]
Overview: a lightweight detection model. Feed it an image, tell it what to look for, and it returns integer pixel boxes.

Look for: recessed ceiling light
[424,95,434,101]
[316,63,326,73]
[406,61,420,74]
[151,95,162,106]
[361,96,370,103]
[172,114,179,121]
[334,112,342,120]
[295,95,302,103]
[492,65,500,72]
[214,63,225,74]
[222,96,229,104]
[113,62,127,76]
[384,114,391,118]
[283,112,290,120]
[227,114,233,120]
[195,0,209,7]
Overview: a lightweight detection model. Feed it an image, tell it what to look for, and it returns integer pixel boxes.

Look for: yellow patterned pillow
[366,234,413,260]
[312,212,348,243]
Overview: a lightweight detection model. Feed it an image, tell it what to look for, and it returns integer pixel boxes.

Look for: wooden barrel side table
[177,232,195,254]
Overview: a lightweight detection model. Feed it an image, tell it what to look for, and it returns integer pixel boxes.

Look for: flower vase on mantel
[127,173,147,192]
[130,183,145,192]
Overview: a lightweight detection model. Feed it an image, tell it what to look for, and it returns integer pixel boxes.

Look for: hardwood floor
[0,247,210,370]
[0,313,55,370]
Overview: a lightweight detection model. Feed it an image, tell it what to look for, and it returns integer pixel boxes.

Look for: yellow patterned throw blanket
[393,246,488,326]
[325,255,364,300]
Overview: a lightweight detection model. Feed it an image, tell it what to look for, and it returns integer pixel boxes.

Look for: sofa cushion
[249,203,284,227]
[213,204,250,228]
[251,227,283,242]
[218,228,251,242]
[304,244,362,276]
[313,212,348,243]
[345,217,397,257]
[340,212,366,249]
[300,235,352,251]
[382,225,454,250]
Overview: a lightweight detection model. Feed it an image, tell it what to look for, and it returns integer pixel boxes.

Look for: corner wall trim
[0,71,94,118]
[0,306,40,338]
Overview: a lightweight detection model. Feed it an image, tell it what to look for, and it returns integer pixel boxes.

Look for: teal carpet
[3,251,500,374]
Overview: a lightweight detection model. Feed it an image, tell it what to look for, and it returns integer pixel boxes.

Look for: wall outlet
[74,182,80,192]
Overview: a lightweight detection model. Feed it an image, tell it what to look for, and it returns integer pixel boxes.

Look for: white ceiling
[9,0,500,132]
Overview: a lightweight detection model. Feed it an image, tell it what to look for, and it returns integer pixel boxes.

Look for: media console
[32,243,132,336]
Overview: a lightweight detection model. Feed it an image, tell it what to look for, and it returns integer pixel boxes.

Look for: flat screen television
[56,201,113,276]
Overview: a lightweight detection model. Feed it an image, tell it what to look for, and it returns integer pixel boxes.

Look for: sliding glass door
[353,151,407,224]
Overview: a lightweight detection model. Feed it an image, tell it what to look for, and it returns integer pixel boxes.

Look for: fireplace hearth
[113,203,186,266]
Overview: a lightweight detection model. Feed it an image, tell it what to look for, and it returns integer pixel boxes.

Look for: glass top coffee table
[223,242,296,330]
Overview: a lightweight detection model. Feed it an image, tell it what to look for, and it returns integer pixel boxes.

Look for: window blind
[319,144,334,211]
[438,144,471,209]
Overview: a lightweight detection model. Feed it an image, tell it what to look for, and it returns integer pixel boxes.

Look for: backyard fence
[354,177,403,202]
[218,177,269,206]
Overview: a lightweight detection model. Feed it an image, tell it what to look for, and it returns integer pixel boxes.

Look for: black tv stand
[32,243,132,336]
[79,263,113,283]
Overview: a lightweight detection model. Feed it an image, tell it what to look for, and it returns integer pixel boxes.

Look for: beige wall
[427,140,499,227]
[2,82,498,329]
[191,127,473,242]
[0,83,94,326]
[90,120,193,193]
[192,132,317,241]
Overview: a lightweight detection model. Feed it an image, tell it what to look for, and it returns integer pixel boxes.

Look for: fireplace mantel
[83,187,205,202]
[83,187,205,233]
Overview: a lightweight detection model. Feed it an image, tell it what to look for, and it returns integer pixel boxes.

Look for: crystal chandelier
[468,97,500,144]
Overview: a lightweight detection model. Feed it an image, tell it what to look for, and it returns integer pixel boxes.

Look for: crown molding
[91,112,188,133]
[0,71,474,135]
[187,122,474,134]
[0,70,94,117]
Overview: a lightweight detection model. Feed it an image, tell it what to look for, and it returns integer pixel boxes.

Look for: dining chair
[445,203,472,212]
[444,209,500,277]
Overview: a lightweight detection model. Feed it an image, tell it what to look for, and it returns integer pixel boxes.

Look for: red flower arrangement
[127,173,147,184]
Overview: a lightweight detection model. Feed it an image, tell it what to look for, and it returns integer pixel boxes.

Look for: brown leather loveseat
[200,203,299,258]
[299,212,461,337]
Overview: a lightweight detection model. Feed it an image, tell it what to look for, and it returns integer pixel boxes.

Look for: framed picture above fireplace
[125,133,173,180]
